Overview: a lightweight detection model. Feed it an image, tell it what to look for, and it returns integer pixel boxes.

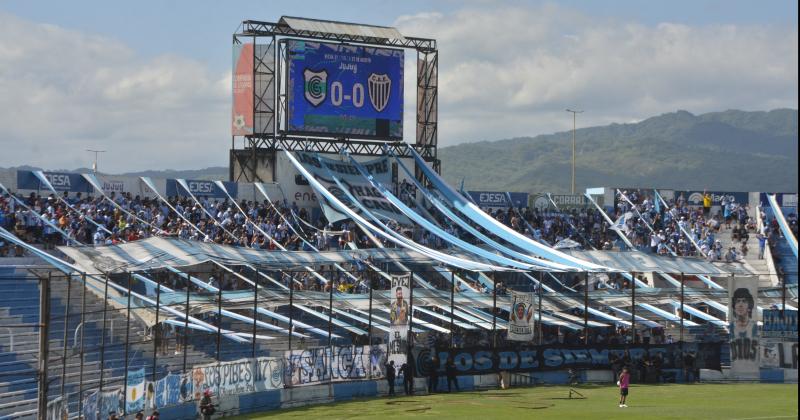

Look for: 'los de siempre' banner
[414,342,721,376]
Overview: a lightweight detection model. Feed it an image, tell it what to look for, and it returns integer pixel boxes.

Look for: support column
[98,272,110,392]
[328,269,334,348]
[77,273,87,416]
[216,274,223,362]
[449,271,455,348]
[182,273,190,373]
[537,272,543,345]
[59,272,72,400]
[583,271,589,345]
[680,272,685,346]
[631,272,636,343]
[491,272,497,349]
[152,272,161,382]
[408,271,415,360]
[252,270,259,358]
[36,272,51,419]
[122,272,133,412]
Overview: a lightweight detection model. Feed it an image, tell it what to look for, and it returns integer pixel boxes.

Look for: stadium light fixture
[565,109,583,194]
[86,149,106,174]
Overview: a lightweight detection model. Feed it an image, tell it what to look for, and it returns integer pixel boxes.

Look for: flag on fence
[99,388,121,418]
[46,396,67,420]
[82,390,99,420]
[126,368,146,413]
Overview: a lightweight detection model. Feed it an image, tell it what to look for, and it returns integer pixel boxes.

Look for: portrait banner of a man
[387,274,411,371]
[508,290,535,341]
[728,276,760,379]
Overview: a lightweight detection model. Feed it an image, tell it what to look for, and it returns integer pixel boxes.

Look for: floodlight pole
[86,149,106,174]
[565,109,583,194]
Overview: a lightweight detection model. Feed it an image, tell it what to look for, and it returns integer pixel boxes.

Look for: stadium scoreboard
[285,40,404,140]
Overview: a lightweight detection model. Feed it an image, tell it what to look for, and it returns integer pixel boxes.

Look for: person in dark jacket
[428,355,439,393]
[401,363,414,395]
[385,360,396,396]
[446,358,459,392]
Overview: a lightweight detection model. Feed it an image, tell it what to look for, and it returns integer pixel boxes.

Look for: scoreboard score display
[286,40,404,139]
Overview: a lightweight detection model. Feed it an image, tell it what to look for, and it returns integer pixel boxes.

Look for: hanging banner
[387,274,410,373]
[16,170,94,193]
[761,342,799,369]
[99,388,122,419]
[294,152,411,225]
[283,345,387,387]
[154,373,184,408]
[680,190,748,208]
[508,291,535,342]
[144,381,157,410]
[232,42,254,136]
[82,390,99,420]
[413,342,721,376]
[125,368,146,413]
[46,396,67,420]
[729,277,760,379]
[254,357,285,391]
[192,358,255,399]
[467,191,529,209]
[530,194,590,209]
[179,372,194,402]
[165,179,239,199]
[762,309,799,342]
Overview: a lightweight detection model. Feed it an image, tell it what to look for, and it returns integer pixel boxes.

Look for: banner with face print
[387,274,411,374]
[729,277,759,379]
[508,291,535,341]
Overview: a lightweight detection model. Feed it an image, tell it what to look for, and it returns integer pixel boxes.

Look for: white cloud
[394,5,798,146]
[0,12,230,172]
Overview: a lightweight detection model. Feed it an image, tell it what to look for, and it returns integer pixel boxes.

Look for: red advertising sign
[232,43,254,135]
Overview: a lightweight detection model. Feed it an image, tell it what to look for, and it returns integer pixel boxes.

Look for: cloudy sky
[0,0,796,172]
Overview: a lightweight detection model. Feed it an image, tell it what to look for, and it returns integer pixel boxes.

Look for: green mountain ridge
[5,109,796,194]
[441,109,798,194]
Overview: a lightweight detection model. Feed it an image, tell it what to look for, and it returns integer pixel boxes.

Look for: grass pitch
[232,383,798,419]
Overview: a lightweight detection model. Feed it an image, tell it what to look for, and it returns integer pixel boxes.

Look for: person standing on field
[618,367,630,408]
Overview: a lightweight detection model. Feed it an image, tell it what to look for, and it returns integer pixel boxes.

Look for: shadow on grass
[512,404,554,410]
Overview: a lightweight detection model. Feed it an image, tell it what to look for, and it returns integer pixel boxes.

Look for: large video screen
[286,40,404,139]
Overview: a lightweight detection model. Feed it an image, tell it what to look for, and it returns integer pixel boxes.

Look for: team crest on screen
[304,69,328,107]
[368,73,391,112]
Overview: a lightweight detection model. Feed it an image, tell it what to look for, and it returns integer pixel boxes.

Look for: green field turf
[231,383,798,420]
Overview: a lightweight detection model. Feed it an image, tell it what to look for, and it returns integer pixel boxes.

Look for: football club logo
[232,114,246,130]
[368,73,391,112]
[304,69,328,107]
[533,194,550,209]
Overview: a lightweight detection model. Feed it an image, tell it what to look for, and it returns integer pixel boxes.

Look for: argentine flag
[126,368,146,413]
